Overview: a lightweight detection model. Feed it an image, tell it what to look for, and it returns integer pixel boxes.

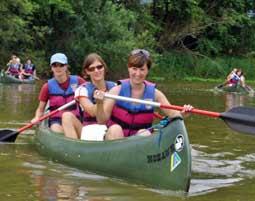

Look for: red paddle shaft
[18,100,76,133]
[104,93,221,118]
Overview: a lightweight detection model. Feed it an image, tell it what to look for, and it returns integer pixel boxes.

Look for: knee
[50,124,63,133]
[105,124,124,140]
[62,112,75,123]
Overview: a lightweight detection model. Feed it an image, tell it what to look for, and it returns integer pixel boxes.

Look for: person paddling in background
[31,53,86,133]
[62,53,115,139]
[94,49,193,140]
[21,58,39,80]
[5,54,22,79]
[217,68,242,88]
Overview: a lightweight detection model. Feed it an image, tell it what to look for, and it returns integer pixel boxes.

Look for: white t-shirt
[74,86,88,99]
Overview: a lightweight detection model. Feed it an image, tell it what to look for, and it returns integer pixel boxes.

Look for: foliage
[1,0,255,80]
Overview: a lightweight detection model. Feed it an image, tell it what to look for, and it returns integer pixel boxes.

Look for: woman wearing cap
[61,53,116,139]
[31,53,86,133]
[94,49,193,140]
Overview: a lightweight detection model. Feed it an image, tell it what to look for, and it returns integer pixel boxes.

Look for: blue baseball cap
[50,53,68,65]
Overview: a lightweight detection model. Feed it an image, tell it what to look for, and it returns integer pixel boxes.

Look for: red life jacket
[8,63,20,75]
[108,79,155,137]
[48,75,80,122]
[24,64,35,74]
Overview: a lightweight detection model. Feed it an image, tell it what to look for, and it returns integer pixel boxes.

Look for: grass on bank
[149,52,255,83]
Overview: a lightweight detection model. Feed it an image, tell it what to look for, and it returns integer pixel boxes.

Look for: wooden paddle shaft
[104,93,221,118]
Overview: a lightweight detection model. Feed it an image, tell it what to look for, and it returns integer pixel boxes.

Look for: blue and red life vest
[8,63,20,75]
[24,64,35,75]
[228,73,240,85]
[48,75,80,121]
[82,81,116,125]
[109,79,155,137]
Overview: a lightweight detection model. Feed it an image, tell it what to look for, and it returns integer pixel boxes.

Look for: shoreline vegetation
[1,1,255,82]
[149,52,255,83]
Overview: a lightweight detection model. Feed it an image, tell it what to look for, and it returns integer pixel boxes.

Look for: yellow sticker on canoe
[170,152,181,172]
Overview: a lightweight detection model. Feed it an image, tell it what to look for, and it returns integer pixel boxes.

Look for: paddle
[104,93,255,135]
[0,100,76,142]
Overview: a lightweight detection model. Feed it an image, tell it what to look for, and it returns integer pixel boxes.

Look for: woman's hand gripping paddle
[0,100,76,142]
[104,93,255,135]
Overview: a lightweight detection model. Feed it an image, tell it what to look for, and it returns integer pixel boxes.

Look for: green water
[0,81,255,201]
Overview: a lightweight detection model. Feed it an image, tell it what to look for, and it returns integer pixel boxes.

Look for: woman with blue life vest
[21,59,39,80]
[31,53,86,133]
[94,49,193,140]
[6,55,22,78]
[62,53,116,139]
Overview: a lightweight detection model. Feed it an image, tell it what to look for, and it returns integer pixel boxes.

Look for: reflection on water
[225,93,245,111]
[1,81,255,201]
[190,145,255,196]
[189,178,242,196]
[0,83,39,128]
[24,160,119,201]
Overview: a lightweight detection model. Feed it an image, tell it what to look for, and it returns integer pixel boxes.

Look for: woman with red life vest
[21,59,39,80]
[94,49,193,140]
[6,55,22,78]
[62,53,116,139]
[227,69,242,86]
[31,53,86,132]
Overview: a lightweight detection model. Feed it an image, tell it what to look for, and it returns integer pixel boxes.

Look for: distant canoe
[0,72,35,84]
[35,117,192,192]
[214,84,254,95]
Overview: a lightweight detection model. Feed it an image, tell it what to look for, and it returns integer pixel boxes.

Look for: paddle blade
[0,129,19,142]
[220,106,255,135]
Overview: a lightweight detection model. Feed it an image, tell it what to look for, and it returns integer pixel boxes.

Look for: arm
[74,86,97,117]
[31,83,48,122]
[94,86,120,124]
[155,89,192,118]
[155,89,181,118]
[240,76,245,87]
[31,101,47,123]
[33,70,40,80]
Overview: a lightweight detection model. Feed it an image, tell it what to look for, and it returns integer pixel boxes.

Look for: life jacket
[8,63,20,75]
[82,81,116,125]
[48,75,80,121]
[229,73,240,85]
[109,79,155,137]
[24,64,34,74]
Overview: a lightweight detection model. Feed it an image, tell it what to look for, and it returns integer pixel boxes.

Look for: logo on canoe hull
[175,134,184,152]
[170,152,181,172]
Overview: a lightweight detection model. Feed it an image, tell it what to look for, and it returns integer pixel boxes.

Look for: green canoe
[214,84,253,94]
[34,117,192,192]
[0,72,35,84]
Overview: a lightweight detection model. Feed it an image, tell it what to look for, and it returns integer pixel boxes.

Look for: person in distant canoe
[62,53,116,140]
[6,55,22,78]
[31,53,86,133]
[93,49,193,140]
[217,68,243,88]
[20,58,39,80]
[227,68,243,86]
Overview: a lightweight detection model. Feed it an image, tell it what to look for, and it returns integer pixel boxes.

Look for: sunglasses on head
[87,64,104,72]
[131,49,150,58]
[52,63,65,68]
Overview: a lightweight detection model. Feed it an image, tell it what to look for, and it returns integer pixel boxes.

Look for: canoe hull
[214,84,252,95]
[35,118,191,192]
[0,72,35,84]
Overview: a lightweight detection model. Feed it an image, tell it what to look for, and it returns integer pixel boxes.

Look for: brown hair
[82,53,108,79]
[128,49,152,69]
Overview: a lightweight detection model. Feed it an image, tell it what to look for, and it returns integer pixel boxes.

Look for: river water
[0,81,255,201]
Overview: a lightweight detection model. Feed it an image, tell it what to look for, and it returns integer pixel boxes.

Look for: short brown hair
[128,49,152,69]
